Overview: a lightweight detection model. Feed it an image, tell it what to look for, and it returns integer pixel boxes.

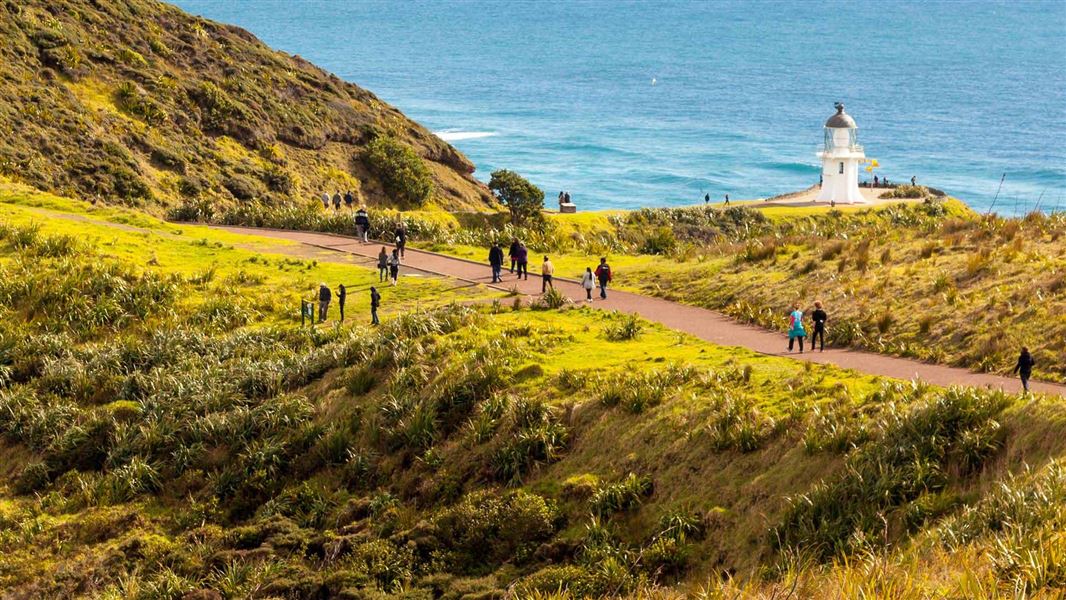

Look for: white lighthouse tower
[817,103,867,204]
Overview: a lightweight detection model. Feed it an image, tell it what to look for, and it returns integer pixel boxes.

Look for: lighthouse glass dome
[823,127,861,152]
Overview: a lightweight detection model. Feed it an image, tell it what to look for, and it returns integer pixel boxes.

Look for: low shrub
[589,473,654,517]
[602,314,643,341]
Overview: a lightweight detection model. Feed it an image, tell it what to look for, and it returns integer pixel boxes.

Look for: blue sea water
[174,0,1066,214]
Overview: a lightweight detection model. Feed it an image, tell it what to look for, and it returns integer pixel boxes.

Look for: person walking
[514,242,529,280]
[910,175,917,186]
[594,257,612,300]
[320,191,330,209]
[541,256,555,292]
[377,246,389,282]
[332,191,342,211]
[395,223,407,258]
[787,303,806,353]
[580,267,595,302]
[724,194,730,205]
[873,175,879,187]
[337,284,346,323]
[704,193,710,204]
[388,248,401,285]
[354,207,370,242]
[317,283,331,323]
[508,238,520,274]
[810,301,827,352]
[370,286,381,325]
[489,241,504,283]
[1012,347,1036,393]
[344,190,354,211]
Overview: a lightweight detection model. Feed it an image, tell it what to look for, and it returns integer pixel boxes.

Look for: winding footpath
[215,225,1066,398]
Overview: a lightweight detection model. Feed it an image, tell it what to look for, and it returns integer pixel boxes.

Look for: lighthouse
[817,103,867,204]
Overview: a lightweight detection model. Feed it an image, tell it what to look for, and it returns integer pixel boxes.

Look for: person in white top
[580,267,595,302]
[541,256,555,293]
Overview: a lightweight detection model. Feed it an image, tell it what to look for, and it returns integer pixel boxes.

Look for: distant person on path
[873,175,879,187]
[332,191,342,211]
[508,238,520,274]
[395,223,407,258]
[489,241,504,283]
[388,249,401,285]
[337,284,346,322]
[810,301,827,351]
[541,256,555,292]
[911,175,917,186]
[724,194,730,205]
[321,192,330,209]
[787,303,806,353]
[594,257,612,299]
[344,190,354,210]
[1012,347,1036,393]
[370,286,381,325]
[318,283,331,323]
[581,267,595,301]
[515,242,529,280]
[377,246,389,282]
[355,207,370,242]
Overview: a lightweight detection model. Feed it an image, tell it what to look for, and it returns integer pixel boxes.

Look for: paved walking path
[214,225,1066,398]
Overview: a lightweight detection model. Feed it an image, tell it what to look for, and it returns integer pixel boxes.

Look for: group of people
[316,283,382,326]
[487,240,614,300]
[376,246,402,285]
[783,301,1036,393]
[321,191,358,211]
[783,301,829,353]
[557,191,573,207]
[703,193,730,204]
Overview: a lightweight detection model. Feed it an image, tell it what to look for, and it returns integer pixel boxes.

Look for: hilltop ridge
[0,0,495,211]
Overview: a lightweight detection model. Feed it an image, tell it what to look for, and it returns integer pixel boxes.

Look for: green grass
[0,187,1064,599]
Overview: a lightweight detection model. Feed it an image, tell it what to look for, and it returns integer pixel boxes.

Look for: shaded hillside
[0,0,495,211]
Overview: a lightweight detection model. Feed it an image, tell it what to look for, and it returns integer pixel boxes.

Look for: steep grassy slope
[0,189,1063,599]
[0,0,494,212]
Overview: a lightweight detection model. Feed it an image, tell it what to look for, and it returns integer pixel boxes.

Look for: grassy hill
[0,0,494,212]
[0,187,1063,599]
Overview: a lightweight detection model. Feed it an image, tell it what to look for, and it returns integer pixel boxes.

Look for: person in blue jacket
[787,303,806,353]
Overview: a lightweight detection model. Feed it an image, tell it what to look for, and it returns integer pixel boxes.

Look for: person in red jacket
[594,257,612,300]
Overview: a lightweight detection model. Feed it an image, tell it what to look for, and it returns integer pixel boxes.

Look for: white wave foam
[435,130,497,141]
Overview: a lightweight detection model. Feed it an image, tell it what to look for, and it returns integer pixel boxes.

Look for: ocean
[174,0,1066,214]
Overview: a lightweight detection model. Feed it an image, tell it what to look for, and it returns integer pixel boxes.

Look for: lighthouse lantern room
[816,103,867,204]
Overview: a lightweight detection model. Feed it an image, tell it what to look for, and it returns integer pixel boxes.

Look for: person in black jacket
[370,286,381,325]
[1012,347,1036,393]
[488,242,504,283]
[810,301,828,351]
[337,284,346,322]
[344,190,354,210]
[317,283,331,323]
[508,238,520,274]
[354,207,370,243]
[395,223,408,258]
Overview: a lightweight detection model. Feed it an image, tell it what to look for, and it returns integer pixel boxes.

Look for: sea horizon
[174,0,1066,215]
